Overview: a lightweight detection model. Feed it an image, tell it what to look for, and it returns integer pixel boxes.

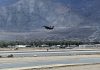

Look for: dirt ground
[0,47,100,51]
[40,64,100,70]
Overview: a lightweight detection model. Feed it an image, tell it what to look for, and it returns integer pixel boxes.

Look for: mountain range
[0,0,100,41]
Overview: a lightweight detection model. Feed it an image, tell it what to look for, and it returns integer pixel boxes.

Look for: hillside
[0,0,99,41]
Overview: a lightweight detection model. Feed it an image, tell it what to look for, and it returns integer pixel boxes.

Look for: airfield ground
[0,55,100,70]
[0,48,100,70]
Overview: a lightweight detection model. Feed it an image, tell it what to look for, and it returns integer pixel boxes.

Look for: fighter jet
[43,26,54,30]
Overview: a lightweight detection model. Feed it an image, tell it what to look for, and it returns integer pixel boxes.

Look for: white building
[8,45,31,48]
[79,44,94,48]
[15,45,28,48]
[41,44,49,47]
[50,45,59,49]
[56,45,61,47]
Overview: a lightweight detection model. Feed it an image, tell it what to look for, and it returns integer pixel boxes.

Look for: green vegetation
[0,40,99,48]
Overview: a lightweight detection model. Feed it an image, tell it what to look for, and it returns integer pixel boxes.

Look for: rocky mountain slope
[0,0,99,41]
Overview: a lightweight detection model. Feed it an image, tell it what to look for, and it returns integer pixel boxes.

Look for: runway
[0,50,100,57]
[0,56,100,69]
[0,50,100,69]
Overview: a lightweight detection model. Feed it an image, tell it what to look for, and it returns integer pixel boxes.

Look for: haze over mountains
[0,0,99,41]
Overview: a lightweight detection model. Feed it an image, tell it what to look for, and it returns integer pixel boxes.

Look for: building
[8,45,30,48]
[50,45,59,49]
[15,45,29,48]
[79,44,94,48]
[94,44,100,48]
[41,44,49,47]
